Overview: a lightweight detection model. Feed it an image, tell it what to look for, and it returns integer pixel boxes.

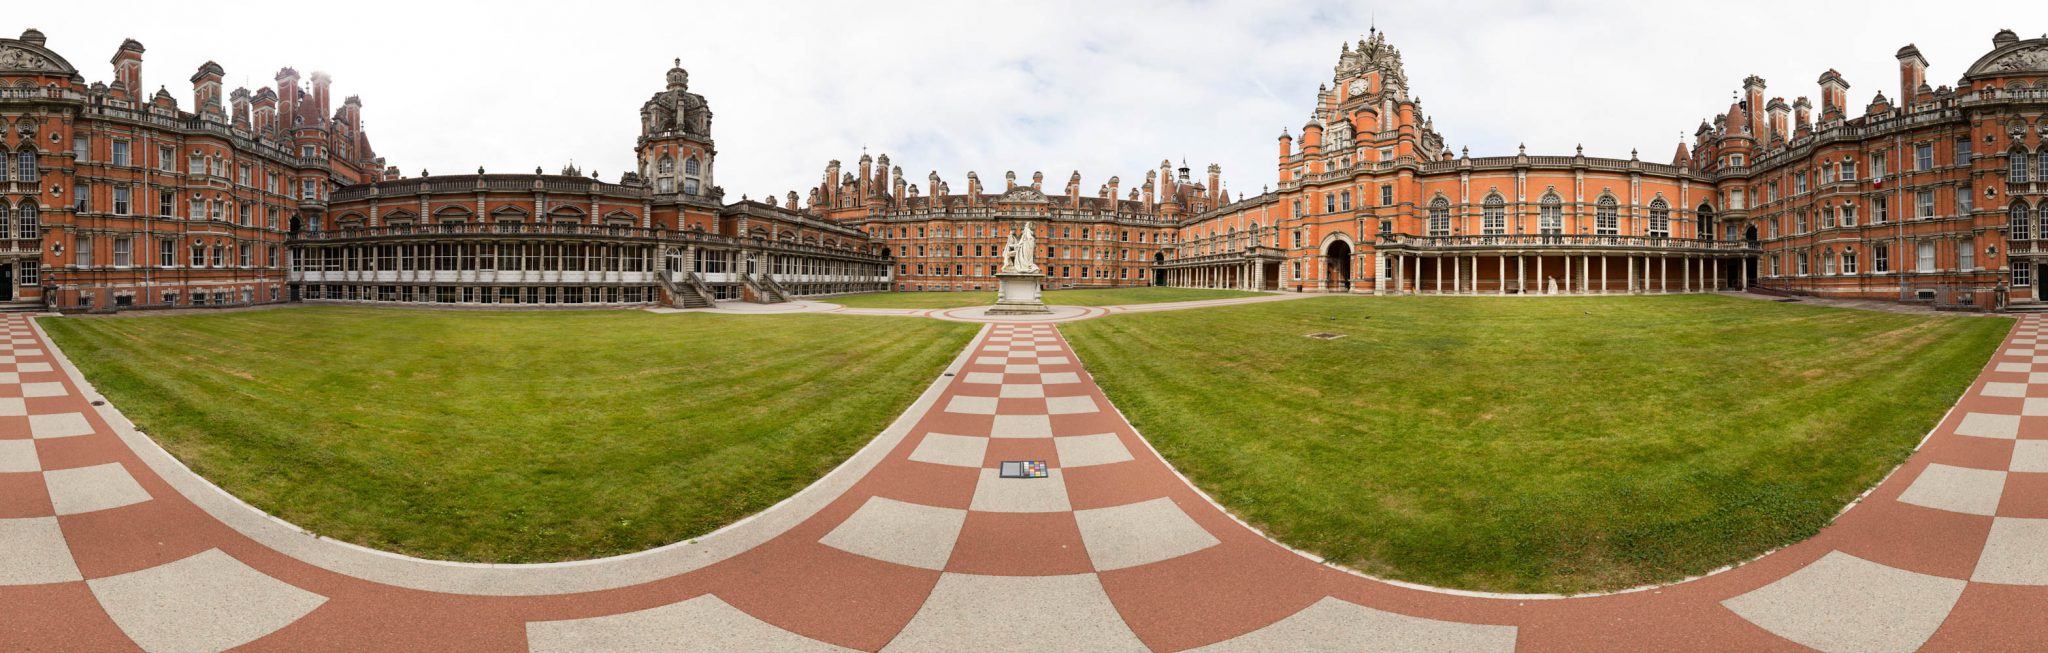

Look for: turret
[1896,44,1928,111]
[229,87,251,129]
[275,67,300,125]
[1793,97,1813,138]
[1107,176,1120,212]
[1277,128,1294,184]
[1743,75,1767,140]
[190,61,225,119]
[1818,69,1849,123]
[1207,163,1221,202]
[110,39,144,101]
[310,71,332,125]
[1765,98,1789,142]
[252,87,277,135]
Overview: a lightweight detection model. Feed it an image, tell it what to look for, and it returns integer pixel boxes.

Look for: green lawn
[829,286,1267,309]
[1061,295,2006,594]
[41,307,977,563]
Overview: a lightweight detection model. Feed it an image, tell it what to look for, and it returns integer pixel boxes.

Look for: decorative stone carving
[1991,45,2048,72]
[0,46,57,71]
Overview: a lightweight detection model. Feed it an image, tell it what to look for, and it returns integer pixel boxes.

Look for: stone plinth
[986,273,1051,315]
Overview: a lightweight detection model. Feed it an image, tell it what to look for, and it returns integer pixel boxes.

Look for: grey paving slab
[883,573,1146,652]
[818,497,966,570]
[1054,433,1133,468]
[945,396,999,415]
[1997,362,2031,373]
[1190,596,1517,653]
[2012,440,2048,473]
[1972,517,2048,585]
[998,384,1045,399]
[962,372,1004,384]
[527,594,852,652]
[990,415,1053,439]
[908,433,988,468]
[0,398,24,416]
[968,468,1070,512]
[1074,497,1221,571]
[1895,463,2006,516]
[14,362,50,373]
[0,517,83,586]
[1040,372,1082,385]
[1983,382,2028,398]
[0,438,40,472]
[1722,551,1965,653]
[28,413,94,439]
[1956,412,2021,439]
[44,462,152,515]
[1045,396,1099,415]
[1002,364,1041,374]
[87,548,328,653]
[17,382,64,398]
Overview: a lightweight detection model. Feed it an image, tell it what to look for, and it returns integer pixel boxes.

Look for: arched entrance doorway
[1152,252,1166,286]
[1325,240,1352,292]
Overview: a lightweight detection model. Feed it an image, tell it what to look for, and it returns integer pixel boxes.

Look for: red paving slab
[2,311,2041,651]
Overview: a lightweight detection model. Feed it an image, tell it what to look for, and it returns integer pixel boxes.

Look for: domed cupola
[666,58,688,92]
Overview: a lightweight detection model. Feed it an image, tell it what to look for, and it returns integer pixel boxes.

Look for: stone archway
[1152,252,1166,286]
[1325,240,1353,292]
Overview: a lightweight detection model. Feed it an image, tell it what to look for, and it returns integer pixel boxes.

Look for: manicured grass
[41,307,977,563]
[828,286,1266,309]
[1061,295,2007,593]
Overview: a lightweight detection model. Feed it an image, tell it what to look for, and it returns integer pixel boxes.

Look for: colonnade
[1163,261,1269,291]
[1381,253,1750,294]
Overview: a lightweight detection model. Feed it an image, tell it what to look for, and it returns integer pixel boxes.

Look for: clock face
[1349,79,1369,96]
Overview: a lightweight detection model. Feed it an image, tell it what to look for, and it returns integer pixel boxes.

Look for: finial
[673,57,680,67]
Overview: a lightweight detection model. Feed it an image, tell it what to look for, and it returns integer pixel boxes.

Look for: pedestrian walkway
[2,312,2042,651]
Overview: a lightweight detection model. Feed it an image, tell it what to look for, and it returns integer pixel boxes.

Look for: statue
[1001,222,1040,274]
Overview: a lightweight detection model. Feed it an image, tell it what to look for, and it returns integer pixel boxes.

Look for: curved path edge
[36,316,992,597]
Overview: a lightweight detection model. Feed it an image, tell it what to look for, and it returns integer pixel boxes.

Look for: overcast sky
[24,1,2048,203]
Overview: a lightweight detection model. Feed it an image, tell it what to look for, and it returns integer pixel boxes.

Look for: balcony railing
[1377,233,1760,253]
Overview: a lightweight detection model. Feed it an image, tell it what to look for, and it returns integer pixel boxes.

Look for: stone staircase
[0,300,46,314]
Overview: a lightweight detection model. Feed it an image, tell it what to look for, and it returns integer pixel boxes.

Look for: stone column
[1601,256,1609,295]
[1498,255,1506,295]
[1435,255,1443,294]
[1627,255,1636,294]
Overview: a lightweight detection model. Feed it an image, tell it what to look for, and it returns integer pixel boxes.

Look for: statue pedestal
[986,273,1052,315]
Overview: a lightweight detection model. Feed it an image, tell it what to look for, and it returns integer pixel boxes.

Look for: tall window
[1822,249,1836,275]
[159,191,174,217]
[1874,243,1889,272]
[18,263,34,286]
[73,136,88,162]
[1917,190,1936,218]
[113,237,132,267]
[1842,249,1858,274]
[1916,142,1934,171]
[2013,149,2033,183]
[160,239,175,267]
[1841,203,1858,227]
[683,157,702,195]
[111,141,130,167]
[188,151,202,173]
[76,237,94,267]
[1960,185,1974,215]
[1960,237,1975,270]
[1955,138,1973,164]
[112,186,130,215]
[1872,152,1888,179]
[1595,196,1618,235]
[1380,184,1393,206]
[0,205,8,236]
[1540,193,1563,234]
[1427,198,1450,236]
[1873,196,1888,224]
[1482,193,1505,235]
[17,148,33,182]
[158,146,174,171]
[1648,199,1670,237]
[1916,241,1936,271]
[2015,202,2035,241]
[17,201,36,239]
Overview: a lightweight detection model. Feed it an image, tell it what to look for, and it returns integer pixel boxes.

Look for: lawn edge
[35,314,990,597]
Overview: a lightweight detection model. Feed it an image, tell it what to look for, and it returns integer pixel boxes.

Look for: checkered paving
[6,312,2047,651]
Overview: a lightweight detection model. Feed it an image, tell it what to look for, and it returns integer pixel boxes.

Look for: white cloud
[27,0,2048,203]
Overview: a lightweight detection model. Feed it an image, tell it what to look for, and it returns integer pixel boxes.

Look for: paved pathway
[3,311,2044,651]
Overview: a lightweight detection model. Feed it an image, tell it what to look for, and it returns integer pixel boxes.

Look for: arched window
[1842,248,1859,274]
[682,157,702,195]
[1595,196,1619,235]
[1539,193,1563,234]
[16,147,36,182]
[1428,197,1451,236]
[2013,148,2033,183]
[2015,201,2035,241]
[1482,193,1505,235]
[17,201,37,240]
[657,156,674,174]
[1648,199,1670,238]
[1697,203,1716,240]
